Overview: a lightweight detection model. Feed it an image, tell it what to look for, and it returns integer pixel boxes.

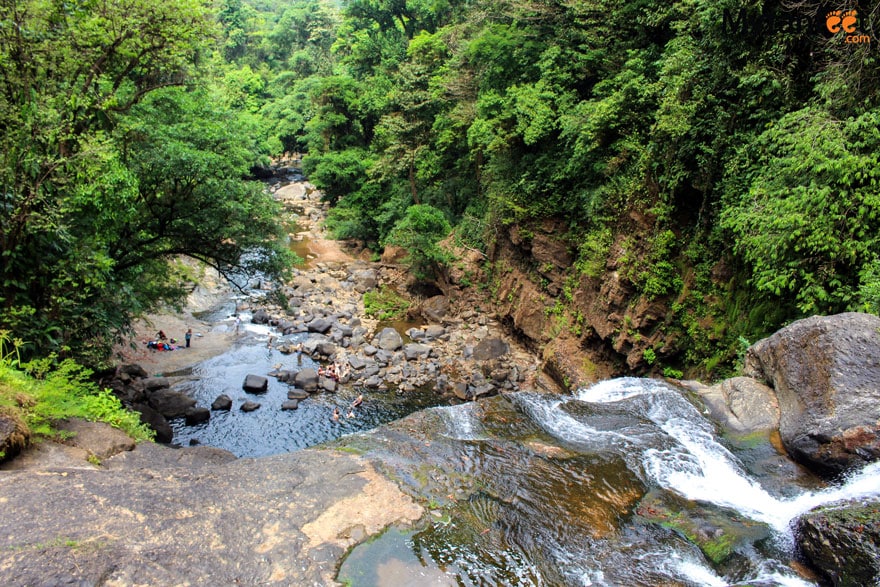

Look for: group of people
[148,328,193,351]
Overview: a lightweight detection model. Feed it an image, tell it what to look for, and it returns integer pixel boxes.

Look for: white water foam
[438,403,484,440]
[577,378,880,533]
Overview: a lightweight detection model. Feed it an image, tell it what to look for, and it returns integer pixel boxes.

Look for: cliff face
[472,215,690,390]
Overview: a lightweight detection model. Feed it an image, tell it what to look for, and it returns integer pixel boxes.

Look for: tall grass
[0,332,154,450]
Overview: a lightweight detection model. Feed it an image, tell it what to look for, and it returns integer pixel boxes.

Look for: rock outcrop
[744,313,880,476]
[796,499,880,586]
[0,441,422,586]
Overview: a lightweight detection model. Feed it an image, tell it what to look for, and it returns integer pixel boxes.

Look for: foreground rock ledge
[0,442,422,586]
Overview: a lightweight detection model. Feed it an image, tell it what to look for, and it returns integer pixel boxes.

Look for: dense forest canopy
[1,0,878,375]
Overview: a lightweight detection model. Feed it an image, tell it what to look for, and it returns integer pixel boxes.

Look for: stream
[168,307,445,457]
[162,177,878,585]
[162,290,879,585]
[334,378,880,586]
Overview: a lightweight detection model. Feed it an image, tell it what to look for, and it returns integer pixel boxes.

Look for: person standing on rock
[185,328,192,348]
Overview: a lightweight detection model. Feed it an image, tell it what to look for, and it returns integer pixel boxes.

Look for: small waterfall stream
[338,377,880,586]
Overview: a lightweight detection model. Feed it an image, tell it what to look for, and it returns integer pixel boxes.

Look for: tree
[384,204,452,286]
[0,0,291,363]
[721,107,880,315]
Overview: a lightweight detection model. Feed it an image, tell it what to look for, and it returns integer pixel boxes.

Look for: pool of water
[168,327,448,457]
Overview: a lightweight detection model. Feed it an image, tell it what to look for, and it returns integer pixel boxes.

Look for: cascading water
[339,377,880,586]
[576,378,880,533]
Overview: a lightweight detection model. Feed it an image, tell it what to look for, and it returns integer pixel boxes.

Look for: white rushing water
[439,402,485,440]
[501,377,880,585]
[577,378,880,533]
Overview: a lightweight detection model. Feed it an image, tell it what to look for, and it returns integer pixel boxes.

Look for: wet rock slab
[0,443,422,586]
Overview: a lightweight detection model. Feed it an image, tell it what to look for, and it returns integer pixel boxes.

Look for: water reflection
[169,330,447,457]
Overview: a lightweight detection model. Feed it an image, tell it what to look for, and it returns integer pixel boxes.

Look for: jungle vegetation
[2,0,879,377]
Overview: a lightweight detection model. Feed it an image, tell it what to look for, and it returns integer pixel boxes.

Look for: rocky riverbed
[2,176,879,586]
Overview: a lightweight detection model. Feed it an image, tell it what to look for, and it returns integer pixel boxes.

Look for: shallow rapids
[338,377,880,586]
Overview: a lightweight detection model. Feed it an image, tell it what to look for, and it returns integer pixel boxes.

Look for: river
[334,378,880,586]
[164,176,878,585]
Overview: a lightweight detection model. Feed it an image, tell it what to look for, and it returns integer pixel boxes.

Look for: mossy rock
[796,499,880,587]
[635,490,770,565]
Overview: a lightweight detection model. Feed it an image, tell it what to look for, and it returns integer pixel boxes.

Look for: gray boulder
[317,342,337,356]
[403,343,432,361]
[745,312,880,475]
[241,401,261,413]
[143,377,171,392]
[287,389,309,400]
[242,374,268,394]
[473,338,509,361]
[294,368,319,392]
[133,403,173,443]
[796,499,880,586]
[352,268,378,293]
[147,389,196,419]
[116,363,148,380]
[308,318,333,334]
[696,377,780,433]
[185,407,210,426]
[420,295,449,321]
[211,395,233,411]
[281,400,299,411]
[251,309,270,324]
[424,325,446,340]
[374,327,403,351]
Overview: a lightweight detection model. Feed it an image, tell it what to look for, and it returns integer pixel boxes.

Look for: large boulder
[796,499,880,586]
[419,296,449,322]
[146,389,196,419]
[242,374,268,394]
[211,395,233,411]
[351,268,378,293]
[308,318,333,334]
[55,419,136,459]
[294,368,319,392]
[473,337,509,361]
[185,407,211,426]
[403,343,432,361]
[133,403,173,443]
[744,312,880,476]
[374,327,403,351]
[696,377,780,434]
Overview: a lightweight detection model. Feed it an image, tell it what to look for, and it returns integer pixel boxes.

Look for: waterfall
[578,378,880,533]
